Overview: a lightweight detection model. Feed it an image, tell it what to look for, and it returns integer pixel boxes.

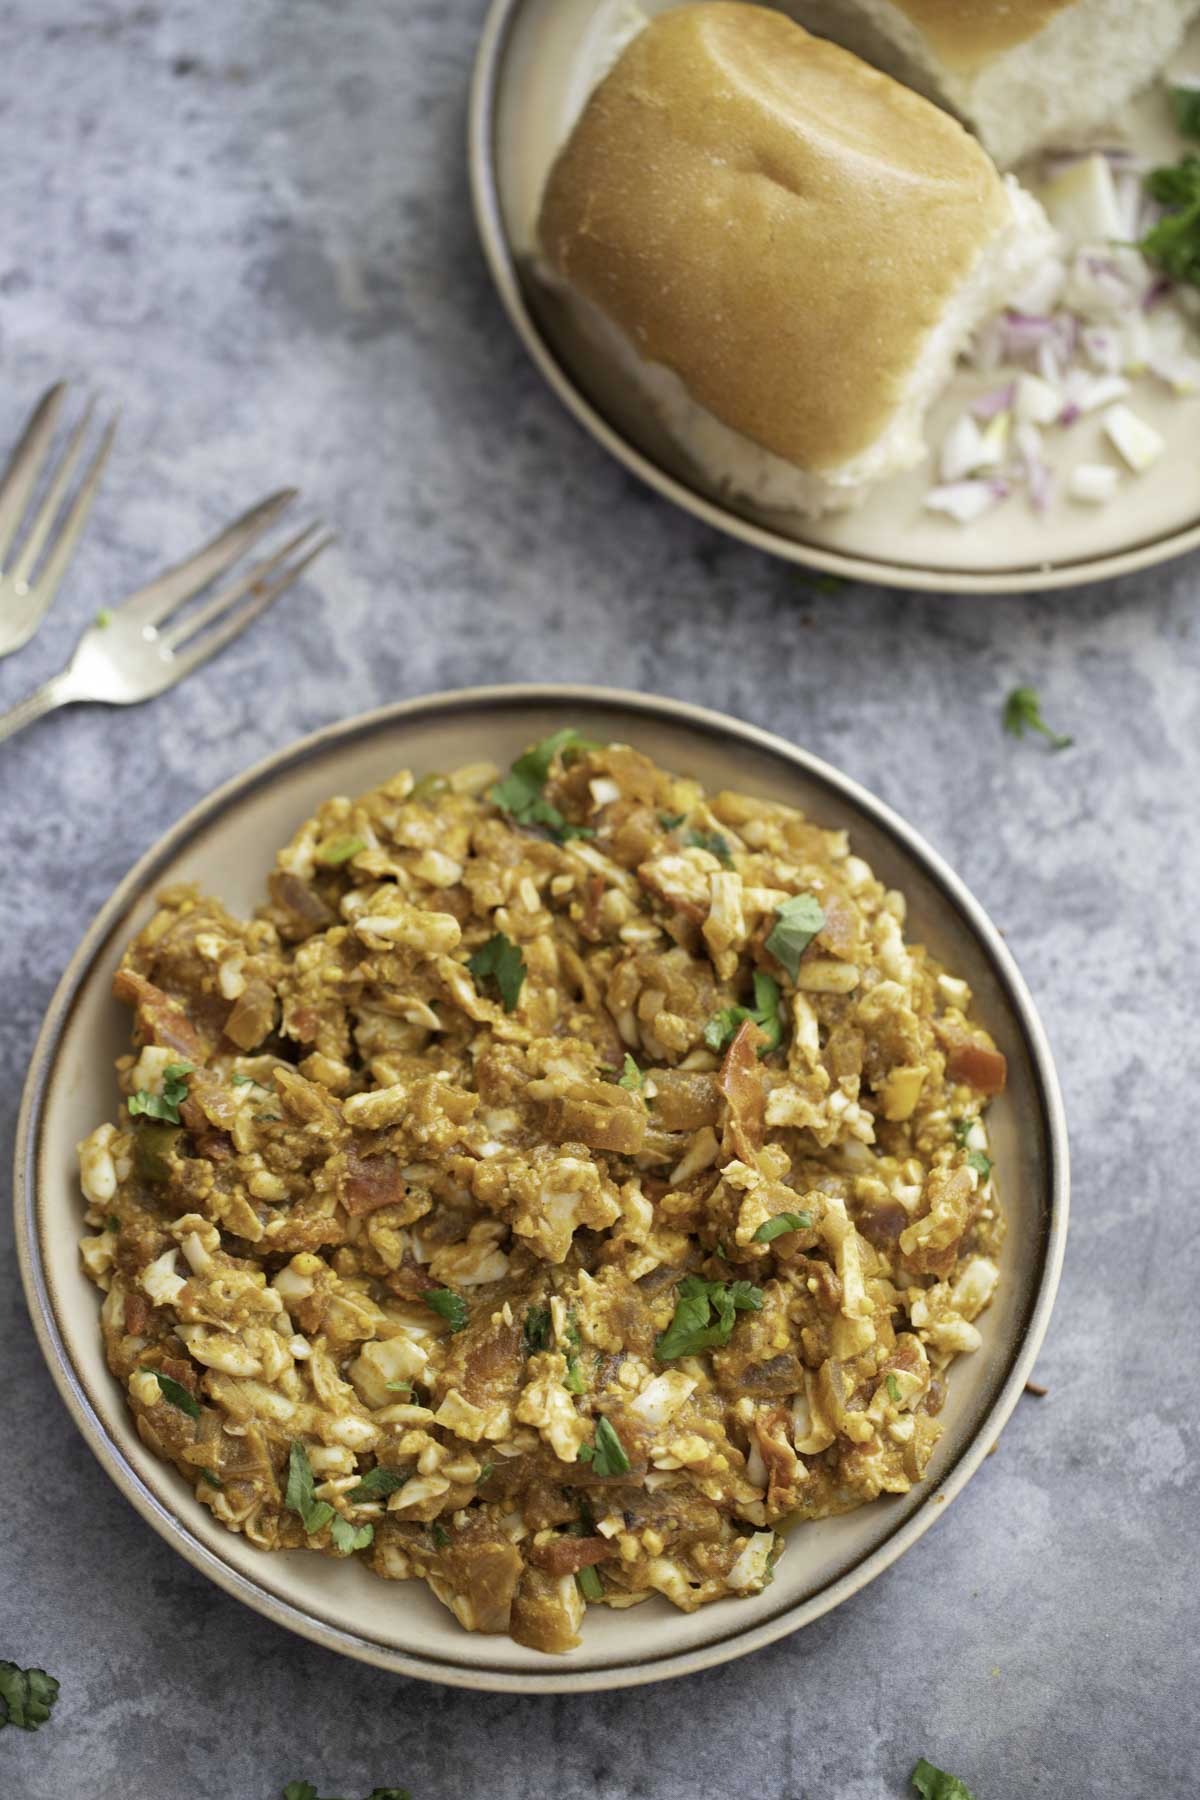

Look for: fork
[0,383,117,660]
[0,491,332,747]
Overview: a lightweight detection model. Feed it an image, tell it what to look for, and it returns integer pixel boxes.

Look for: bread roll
[538,3,1054,516]
[786,0,1200,166]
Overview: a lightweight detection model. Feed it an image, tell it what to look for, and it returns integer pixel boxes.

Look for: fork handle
[0,672,80,746]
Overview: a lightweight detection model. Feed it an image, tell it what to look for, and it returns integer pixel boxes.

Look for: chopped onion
[1014,373,1062,426]
[971,382,1015,421]
[1081,327,1121,373]
[924,480,1008,524]
[1067,463,1120,504]
[1060,369,1131,418]
[1102,403,1165,472]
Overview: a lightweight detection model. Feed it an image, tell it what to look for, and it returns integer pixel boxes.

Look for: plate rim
[467,0,1200,596]
[14,683,1070,1692]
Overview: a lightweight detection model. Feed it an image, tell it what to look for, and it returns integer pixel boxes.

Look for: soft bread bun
[785,0,1200,165]
[538,3,1048,505]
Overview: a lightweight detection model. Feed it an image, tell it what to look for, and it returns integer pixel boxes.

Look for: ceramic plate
[469,0,1200,592]
[15,686,1068,1691]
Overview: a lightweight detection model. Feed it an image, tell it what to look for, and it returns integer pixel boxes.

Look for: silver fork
[0,492,332,747]
[0,383,117,660]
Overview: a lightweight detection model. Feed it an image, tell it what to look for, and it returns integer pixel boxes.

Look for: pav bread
[787,0,1200,167]
[537,3,1054,517]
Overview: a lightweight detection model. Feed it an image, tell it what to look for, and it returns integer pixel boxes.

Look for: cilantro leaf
[766,895,826,981]
[330,1516,375,1556]
[966,1149,993,1181]
[577,1443,594,1464]
[347,1467,405,1502]
[911,1759,978,1800]
[617,1053,644,1092]
[563,1356,586,1395]
[686,828,733,867]
[315,833,366,867]
[523,1306,552,1354]
[658,812,686,831]
[489,729,596,843]
[588,1414,631,1477]
[282,1785,320,1800]
[425,1287,468,1332]
[576,1564,604,1602]
[477,1462,495,1484]
[1138,156,1200,286]
[886,1373,902,1403]
[752,1210,812,1243]
[704,971,784,1057]
[1002,685,1073,750]
[286,1441,335,1537]
[0,1662,60,1731]
[467,932,526,1012]
[384,1379,411,1395]
[655,1275,764,1361]
[198,1467,223,1489]
[951,1117,977,1148]
[127,1061,193,1125]
[230,1071,255,1086]
[1171,85,1200,139]
[106,1214,120,1233]
[431,1523,450,1549]
[141,1366,200,1420]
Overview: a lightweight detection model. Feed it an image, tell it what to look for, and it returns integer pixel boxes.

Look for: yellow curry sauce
[77,732,1006,1653]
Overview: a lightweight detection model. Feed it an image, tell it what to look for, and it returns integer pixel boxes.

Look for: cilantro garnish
[127,1061,193,1125]
[655,1275,763,1362]
[431,1523,450,1549]
[230,1071,255,1086]
[586,1415,631,1477]
[477,1462,495,1484]
[523,1306,552,1354]
[330,1516,374,1555]
[686,829,733,868]
[315,833,366,867]
[284,1786,411,1800]
[95,607,113,628]
[752,1210,812,1243]
[966,1149,993,1181]
[658,812,686,831]
[766,895,826,980]
[576,1564,604,1602]
[886,1374,902,1404]
[0,1662,60,1732]
[425,1287,468,1332]
[384,1379,411,1395]
[285,1441,334,1537]
[1171,84,1200,138]
[951,1117,977,1148]
[467,932,526,1013]
[141,1366,200,1420]
[704,970,783,1056]
[198,1467,223,1488]
[1138,156,1200,287]
[617,1053,644,1092]
[347,1466,405,1503]
[488,729,596,843]
[911,1759,978,1800]
[106,1214,120,1233]
[1002,685,1073,750]
[563,1356,586,1395]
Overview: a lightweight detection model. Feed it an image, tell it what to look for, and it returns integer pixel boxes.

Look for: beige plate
[469,0,1200,593]
[15,687,1068,1691]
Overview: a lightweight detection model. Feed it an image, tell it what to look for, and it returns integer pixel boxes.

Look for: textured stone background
[1,4,1196,1797]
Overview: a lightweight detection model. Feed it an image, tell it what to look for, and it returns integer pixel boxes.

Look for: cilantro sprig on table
[467,932,526,1013]
[655,1275,763,1362]
[704,970,784,1056]
[911,1759,978,1800]
[283,1785,411,1800]
[0,1662,60,1731]
[488,728,596,843]
[127,1062,193,1125]
[1002,685,1072,751]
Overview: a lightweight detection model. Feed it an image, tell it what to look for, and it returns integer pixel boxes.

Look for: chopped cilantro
[704,970,783,1057]
[488,728,596,843]
[384,1380,411,1396]
[588,1415,631,1478]
[94,607,113,628]
[576,1564,604,1602]
[766,895,826,980]
[284,1786,411,1800]
[106,1214,120,1233]
[523,1306,552,1354]
[658,812,686,830]
[477,1462,495,1484]
[467,931,526,1012]
[1172,84,1200,138]
[577,1443,594,1464]
[315,833,366,867]
[1139,155,1200,287]
[0,1662,60,1731]
[686,828,733,868]
[230,1071,255,1086]
[655,1275,763,1362]
[285,1441,335,1537]
[951,1117,977,1148]
[617,1053,644,1093]
[424,1288,468,1332]
[431,1523,450,1549]
[1002,685,1072,750]
[911,1759,978,1800]
[330,1516,375,1556]
[141,1367,200,1420]
[886,1374,902,1404]
[127,1061,193,1125]
[966,1149,993,1182]
[752,1210,812,1243]
[198,1467,223,1489]
[563,1356,586,1395]
[347,1467,405,1503]
[253,1112,283,1123]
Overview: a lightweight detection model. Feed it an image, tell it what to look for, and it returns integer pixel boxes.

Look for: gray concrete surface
[1,3,1196,1797]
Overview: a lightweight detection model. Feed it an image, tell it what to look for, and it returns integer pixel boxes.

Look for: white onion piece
[1081,327,1121,373]
[971,382,1015,421]
[1068,464,1120,504]
[1061,369,1131,420]
[939,413,986,482]
[1102,403,1165,472]
[1009,257,1067,318]
[924,481,1008,524]
[1014,373,1062,425]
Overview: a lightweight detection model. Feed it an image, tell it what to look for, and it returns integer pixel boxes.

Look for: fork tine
[0,383,67,571]
[170,532,334,677]
[159,521,326,650]
[27,413,119,619]
[10,399,98,587]
[115,488,298,629]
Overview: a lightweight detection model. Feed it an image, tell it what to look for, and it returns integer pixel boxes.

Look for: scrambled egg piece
[78,735,1005,1653]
